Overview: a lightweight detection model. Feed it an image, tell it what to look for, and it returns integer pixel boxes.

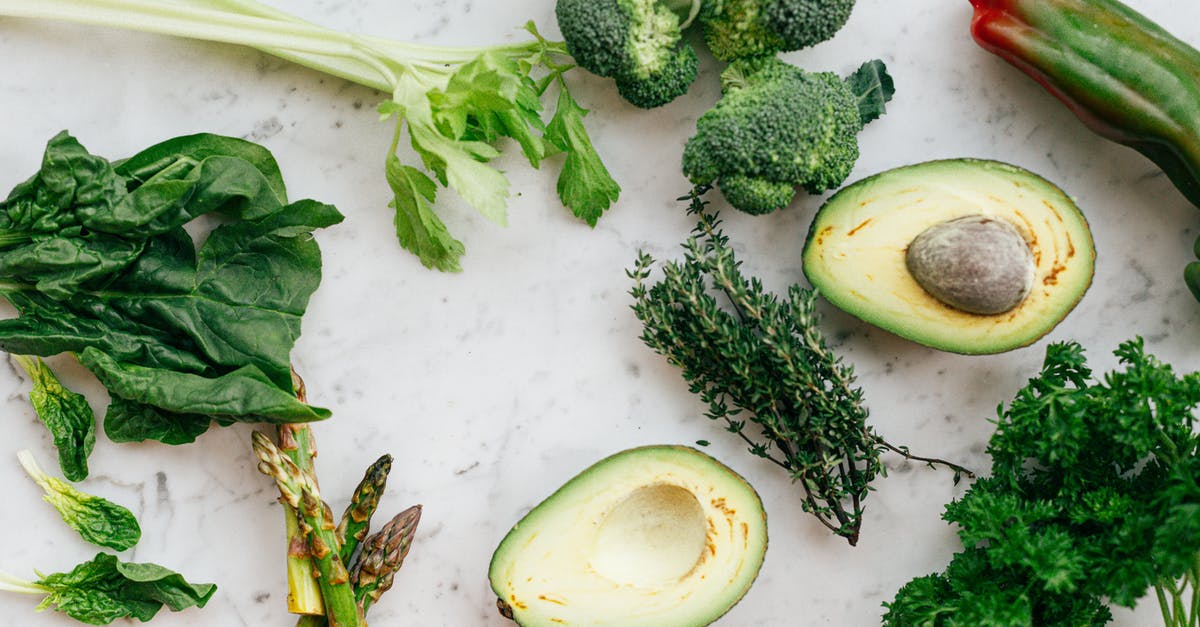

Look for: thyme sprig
[629,186,972,545]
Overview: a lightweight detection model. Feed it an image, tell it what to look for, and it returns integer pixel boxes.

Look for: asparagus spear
[279,371,324,616]
[336,454,393,565]
[351,505,422,614]
[279,422,324,615]
[253,431,363,627]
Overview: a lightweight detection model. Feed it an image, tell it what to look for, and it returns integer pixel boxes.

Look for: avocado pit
[905,215,1035,315]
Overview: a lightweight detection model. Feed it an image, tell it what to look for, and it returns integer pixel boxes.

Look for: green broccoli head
[682,57,893,215]
[698,0,856,61]
[556,0,699,108]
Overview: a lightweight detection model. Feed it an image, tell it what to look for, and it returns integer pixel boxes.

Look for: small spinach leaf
[34,553,215,624]
[17,450,140,551]
[13,355,95,481]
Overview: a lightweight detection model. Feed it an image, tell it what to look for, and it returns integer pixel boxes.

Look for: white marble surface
[0,0,1197,625]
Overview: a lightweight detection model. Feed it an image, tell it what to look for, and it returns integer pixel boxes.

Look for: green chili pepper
[968,0,1200,300]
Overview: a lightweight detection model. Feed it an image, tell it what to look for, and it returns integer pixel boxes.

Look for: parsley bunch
[884,339,1200,626]
[630,187,970,545]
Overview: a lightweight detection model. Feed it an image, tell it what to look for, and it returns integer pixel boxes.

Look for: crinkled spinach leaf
[35,553,215,624]
[0,132,342,443]
[13,355,96,481]
[18,450,140,552]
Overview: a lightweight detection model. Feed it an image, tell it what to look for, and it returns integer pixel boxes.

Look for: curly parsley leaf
[885,338,1200,626]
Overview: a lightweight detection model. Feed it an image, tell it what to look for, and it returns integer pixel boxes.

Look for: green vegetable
[253,431,360,627]
[698,0,857,60]
[0,0,620,272]
[0,132,338,444]
[884,338,1200,626]
[0,552,215,624]
[253,431,421,627]
[629,187,971,545]
[351,504,422,615]
[554,0,701,108]
[335,454,393,567]
[681,57,893,215]
[13,355,96,481]
[18,450,140,553]
[968,0,1200,305]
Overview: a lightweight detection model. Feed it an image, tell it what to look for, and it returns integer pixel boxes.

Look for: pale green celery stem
[0,571,46,596]
[0,0,557,95]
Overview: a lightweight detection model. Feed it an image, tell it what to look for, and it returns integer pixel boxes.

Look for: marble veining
[0,0,1196,625]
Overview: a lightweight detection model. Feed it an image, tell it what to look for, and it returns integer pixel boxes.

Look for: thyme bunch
[629,186,970,545]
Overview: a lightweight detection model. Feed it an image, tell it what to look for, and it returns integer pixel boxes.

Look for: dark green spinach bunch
[883,339,1200,627]
[629,187,969,545]
[0,132,341,445]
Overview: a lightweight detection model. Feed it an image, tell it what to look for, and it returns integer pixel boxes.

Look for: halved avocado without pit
[802,159,1095,355]
[488,445,767,627]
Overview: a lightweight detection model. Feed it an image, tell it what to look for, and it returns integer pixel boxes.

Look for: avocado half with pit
[802,159,1094,354]
[488,445,767,627]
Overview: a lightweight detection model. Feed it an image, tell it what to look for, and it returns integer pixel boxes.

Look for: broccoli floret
[556,0,700,108]
[682,57,894,215]
[698,0,856,61]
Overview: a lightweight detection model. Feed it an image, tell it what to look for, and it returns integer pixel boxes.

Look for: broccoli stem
[662,0,704,28]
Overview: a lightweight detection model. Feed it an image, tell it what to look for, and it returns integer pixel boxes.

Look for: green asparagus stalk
[300,489,362,627]
[336,454,393,565]
[252,431,363,627]
[351,505,422,614]
[279,371,324,616]
[278,422,324,615]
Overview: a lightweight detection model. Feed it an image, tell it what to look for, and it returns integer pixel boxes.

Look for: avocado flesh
[802,159,1094,355]
[488,445,768,627]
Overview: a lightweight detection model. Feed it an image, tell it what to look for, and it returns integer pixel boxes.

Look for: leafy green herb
[0,552,215,624]
[543,81,622,227]
[0,132,340,444]
[0,1,621,272]
[12,355,96,481]
[18,450,140,552]
[883,339,1200,626]
[629,187,971,545]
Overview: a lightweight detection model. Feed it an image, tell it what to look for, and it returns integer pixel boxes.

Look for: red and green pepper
[968,0,1200,300]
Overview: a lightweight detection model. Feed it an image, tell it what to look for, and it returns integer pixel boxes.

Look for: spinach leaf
[34,553,215,624]
[0,132,342,443]
[112,132,288,205]
[18,450,141,552]
[103,397,222,446]
[12,355,96,481]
